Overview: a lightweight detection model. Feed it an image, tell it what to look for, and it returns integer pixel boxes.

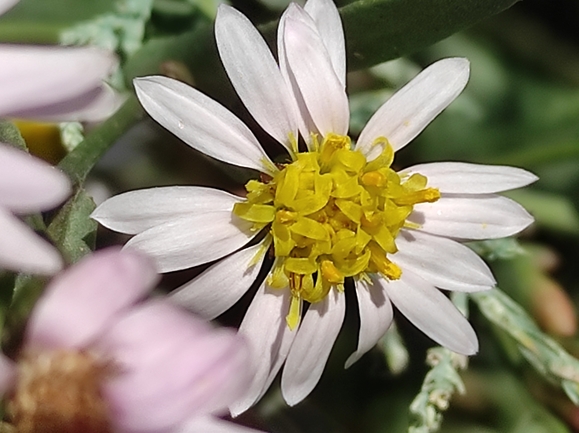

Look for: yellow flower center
[233,134,440,329]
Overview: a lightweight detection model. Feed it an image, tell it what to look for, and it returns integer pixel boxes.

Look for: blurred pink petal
[26,248,159,349]
[178,416,265,433]
[0,143,70,274]
[100,300,249,433]
[0,143,70,213]
[5,248,259,433]
[0,353,16,396]
[12,83,124,123]
[0,45,117,121]
[0,207,63,274]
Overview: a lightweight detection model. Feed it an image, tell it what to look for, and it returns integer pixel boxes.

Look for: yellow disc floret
[233,134,440,328]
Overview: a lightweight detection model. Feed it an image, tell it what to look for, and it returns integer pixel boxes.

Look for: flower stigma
[233,134,440,329]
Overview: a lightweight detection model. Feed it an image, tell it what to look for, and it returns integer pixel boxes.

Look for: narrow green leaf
[341,0,520,70]
[0,0,115,43]
[3,275,47,354]
[0,272,16,340]
[408,293,469,433]
[47,188,97,265]
[126,0,521,99]
[58,95,143,187]
[472,288,579,405]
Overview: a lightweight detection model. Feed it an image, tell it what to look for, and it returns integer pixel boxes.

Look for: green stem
[58,95,143,186]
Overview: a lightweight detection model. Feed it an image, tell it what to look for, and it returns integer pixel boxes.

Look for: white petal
[0,0,18,16]
[230,283,297,416]
[378,270,478,355]
[304,0,345,86]
[0,144,70,213]
[356,58,470,160]
[170,240,268,320]
[278,4,318,144]
[92,186,241,235]
[345,278,393,368]
[281,289,345,406]
[394,230,495,292]
[282,14,349,137]
[0,45,116,118]
[402,162,538,194]
[178,416,266,433]
[134,76,276,175]
[215,5,297,152]
[0,208,62,275]
[408,194,534,240]
[125,212,254,273]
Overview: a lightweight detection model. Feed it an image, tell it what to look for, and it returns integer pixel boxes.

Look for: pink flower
[0,248,261,433]
[0,0,121,274]
[0,0,120,122]
[0,143,70,274]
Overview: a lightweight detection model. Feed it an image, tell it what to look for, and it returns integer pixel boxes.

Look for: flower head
[0,248,259,433]
[93,0,537,413]
[0,143,70,274]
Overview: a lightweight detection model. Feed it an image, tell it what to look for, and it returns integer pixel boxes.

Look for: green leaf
[2,275,47,353]
[0,0,115,43]
[0,272,16,339]
[0,120,27,151]
[341,0,520,70]
[472,288,579,405]
[60,0,154,57]
[408,293,469,433]
[58,95,143,187]
[47,188,97,265]
[127,0,521,95]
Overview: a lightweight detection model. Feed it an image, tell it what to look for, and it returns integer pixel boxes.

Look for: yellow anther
[267,261,289,288]
[321,260,344,284]
[304,272,331,303]
[286,294,301,330]
[233,202,275,223]
[276,209,297,224]
[368,243,402,280]
[285,257,318,275]
[423,188,441,202]
[235,131,442,329]
[319,133,351,169]
[393,187,441,206]
[361,171,387,187]
[361,212,383,228]
[249,238,271,267]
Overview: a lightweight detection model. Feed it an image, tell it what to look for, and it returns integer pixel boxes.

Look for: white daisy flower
[92,0,537,414]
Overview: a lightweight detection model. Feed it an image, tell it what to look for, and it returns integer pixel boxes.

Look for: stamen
[236,135,439,326]
[321,260,344,284]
